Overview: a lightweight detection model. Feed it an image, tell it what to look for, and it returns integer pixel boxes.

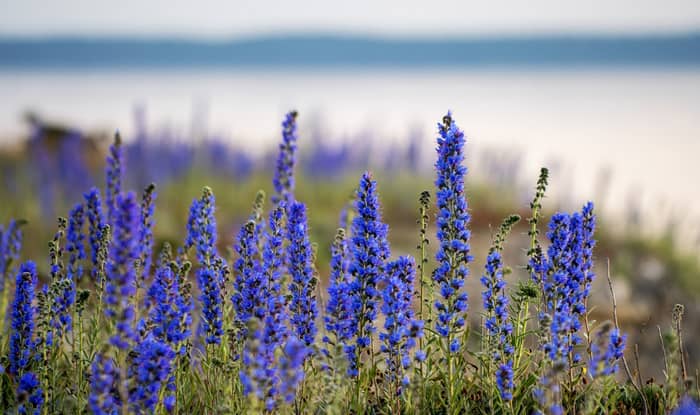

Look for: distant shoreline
[1,32,699,69]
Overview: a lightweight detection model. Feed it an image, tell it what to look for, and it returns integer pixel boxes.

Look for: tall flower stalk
[380,256,423,408]
[348,172,390,380]
[105,133,123,226]
[1,219,24,334]
[9,261,38,377]
[84,188,107,284]
[186,187,225,346]
[137,183,157,284]
[240,204,291,411]
[323,228,353,363]
[432,112,472,406]
[272,110,299,207]
[287,201,317,348]
[105,191,139,350]
[480,215,519,403]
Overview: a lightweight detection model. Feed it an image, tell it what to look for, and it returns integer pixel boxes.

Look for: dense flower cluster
[89,354,122,415]
[261,205,289,351]
[433,113,472,353]
[9,262,37,376]
[138,183,157,281]
[287,201,317,347]
[105,191,140,349]
[480,215,519,401]
[589,325,626,377]
[232,220,264,336]
[347,172,390,375]
[185,187,218,266]
[2,111,649,414]
[84,188,106,282]
[105,133,123,225]
[17,371,43,415]
[272,110,298,206]
[66,202,86,283]
[379,256,423,390]
[147,264,192,353]
[240,204,290,409]
[185,187,225,345]
[129,337,175,413]
[197,267,224,344]
[323,228,354,349]
[481,249,515,400]
[540,203,598,368]
[0,219,24,291]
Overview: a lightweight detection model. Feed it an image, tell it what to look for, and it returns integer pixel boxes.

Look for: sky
[2,0,700,38]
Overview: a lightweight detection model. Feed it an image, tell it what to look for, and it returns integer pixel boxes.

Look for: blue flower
[432,113,472,353]
[197,267,224,345]
[323,228,354,348]
[261,204,288,350]
[0,219,24,293]
[287,201,317,347]
[129,337,175,413]
[672,397,700,415]
[138,183,157,281]
[272,110,298,207]
[9,261,37,376]
[66,202,86,283]
[105,192,139,350]
[84,188,106,283]
[278,336,310,404]
[89,354,121,415]
[105,133,123,226]
[147,264,192,353]
[347,171,390,375]
[589,325,626,378]
[379,256,423,391]
[239,204,290,408]
[480,248,515,400]
[17,371,43,415]
[185,187,218,267]
[232,221,264,337]
[496,361,514,401]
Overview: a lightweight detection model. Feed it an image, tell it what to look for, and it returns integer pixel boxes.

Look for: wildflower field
[0,111,698,414]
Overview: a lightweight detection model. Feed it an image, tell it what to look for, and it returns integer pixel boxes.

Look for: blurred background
[1,0,699,380]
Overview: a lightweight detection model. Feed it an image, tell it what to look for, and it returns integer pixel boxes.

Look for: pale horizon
[2,0,700,38]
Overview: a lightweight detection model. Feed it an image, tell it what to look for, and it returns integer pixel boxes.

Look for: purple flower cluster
[347,172,390,375]
[66,202,86,283]
[540,203,597,367]
[232,221,264,335]
[323,228,354,349]
[379,256,423,391]
[186,187,225,345]
[260,204,289,352]
[84,188,106,282]
[9,262,37,376]
[129,337,175,413]
[185,187,218,266]
[433,113,472,353]
[138,183,157,281]
[481,249,515,400]
[17,371,43,415]
[272,110,298,207]
[147,264,192,353]
[287,201,317,347]
[105,133,123,226]
[89,354,122,415]
[105,192,140,350]
[589,326,626,377]
[197,267,224,345]
[1,219,24,292]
